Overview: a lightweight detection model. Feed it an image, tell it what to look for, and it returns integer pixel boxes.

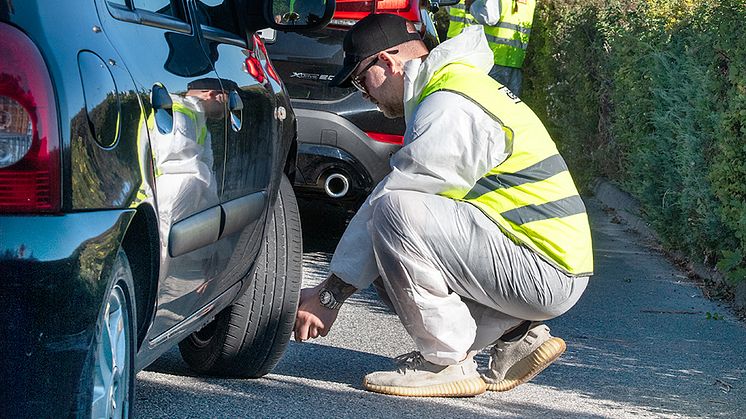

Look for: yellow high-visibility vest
[447,0,536,68]
[419,62,593,276]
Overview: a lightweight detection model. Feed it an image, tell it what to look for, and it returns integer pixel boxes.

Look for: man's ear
[379,51,403,74]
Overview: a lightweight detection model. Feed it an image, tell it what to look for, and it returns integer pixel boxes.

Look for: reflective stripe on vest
[447,0,536,68]
[418,63,594,276]
[172,102,207,146]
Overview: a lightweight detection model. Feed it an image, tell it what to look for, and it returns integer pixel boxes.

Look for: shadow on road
[137,344,605,418]
[143,341,394,388]
[298,199,350,253]
[136,197,746,418]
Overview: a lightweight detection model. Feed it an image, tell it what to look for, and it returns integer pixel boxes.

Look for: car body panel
[93,0,243,340]
[0,210,133,416]
[292,107,399,204]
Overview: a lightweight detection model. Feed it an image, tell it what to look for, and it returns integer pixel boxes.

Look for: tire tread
[179,175,302,378]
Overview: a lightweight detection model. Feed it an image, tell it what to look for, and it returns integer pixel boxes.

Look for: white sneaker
[363,351,486,397]
[482,323,566,391]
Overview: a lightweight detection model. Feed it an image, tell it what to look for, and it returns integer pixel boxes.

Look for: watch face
[319,290,333,306]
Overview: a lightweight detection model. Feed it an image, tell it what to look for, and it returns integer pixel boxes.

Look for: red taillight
[333,0,375,21]
[244,54,266,84]
[377,0,420,23]
[376,0,417,19]
[378,0,409,7]
[366,131,404,145]
[253,35,281,84]
[331,0,420,27]
[0,24,60,213]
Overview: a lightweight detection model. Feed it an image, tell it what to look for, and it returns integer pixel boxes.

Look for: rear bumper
[294,143,372,207]
[0,210,133,416]
[292,107,400,209]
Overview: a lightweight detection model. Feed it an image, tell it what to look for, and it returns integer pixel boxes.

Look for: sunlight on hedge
[522,0,746,282]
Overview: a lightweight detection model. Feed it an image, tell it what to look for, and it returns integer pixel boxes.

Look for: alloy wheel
[91,281,131,418]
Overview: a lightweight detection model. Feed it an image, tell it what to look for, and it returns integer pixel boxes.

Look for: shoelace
[394,351,426,372]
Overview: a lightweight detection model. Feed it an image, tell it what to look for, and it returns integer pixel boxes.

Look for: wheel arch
[121,203,160,351]
[284,135,299,185]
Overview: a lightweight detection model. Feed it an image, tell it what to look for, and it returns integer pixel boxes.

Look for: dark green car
[0,0,333,416]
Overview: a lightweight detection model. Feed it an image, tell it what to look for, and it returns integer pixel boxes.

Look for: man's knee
[370,190,421,231]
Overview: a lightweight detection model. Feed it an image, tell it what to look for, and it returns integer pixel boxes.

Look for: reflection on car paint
[148,82,224,231]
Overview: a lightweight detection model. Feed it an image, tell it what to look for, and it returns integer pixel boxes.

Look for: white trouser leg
[368,191,588,365]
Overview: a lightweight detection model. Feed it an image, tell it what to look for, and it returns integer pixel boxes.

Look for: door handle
[228,90,243,132]
[151,83,173,134]
[151,83,172,110]
[228,90,243,111]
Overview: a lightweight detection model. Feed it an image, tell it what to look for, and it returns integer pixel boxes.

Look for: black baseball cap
[330,13,422,88]
[187,77,239,92]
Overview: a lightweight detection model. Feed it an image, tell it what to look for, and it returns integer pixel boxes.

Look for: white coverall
[330,26,588,365]
[152,95,219,230]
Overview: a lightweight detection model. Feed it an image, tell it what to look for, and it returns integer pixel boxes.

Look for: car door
[189,0,283,282]
[95,0,235,339]
[193,0,279,201]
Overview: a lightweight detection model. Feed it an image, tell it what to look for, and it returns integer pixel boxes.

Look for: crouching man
[294,13,593,397]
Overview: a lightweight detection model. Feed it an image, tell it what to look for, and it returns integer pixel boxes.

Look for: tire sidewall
[178,174,302,377]
[77,248,137,418]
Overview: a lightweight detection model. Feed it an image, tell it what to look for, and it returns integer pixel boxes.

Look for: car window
[195,0,240,36]
[132,0,185,20]
[107,0,128,7]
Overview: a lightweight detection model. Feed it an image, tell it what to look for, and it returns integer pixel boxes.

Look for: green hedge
[521,0,746,281]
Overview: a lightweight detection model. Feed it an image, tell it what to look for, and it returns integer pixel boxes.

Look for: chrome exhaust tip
[324,173,350,199]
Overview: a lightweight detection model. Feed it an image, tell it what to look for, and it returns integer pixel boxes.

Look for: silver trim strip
[221,191,266,237]
[169,206,221,257]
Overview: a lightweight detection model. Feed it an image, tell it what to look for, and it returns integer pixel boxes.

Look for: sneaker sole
[485,337,566,392]
[363,377,487,398]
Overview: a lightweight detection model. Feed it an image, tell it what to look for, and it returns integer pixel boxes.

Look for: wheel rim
[190,319,218,347]
[92,282,131,419]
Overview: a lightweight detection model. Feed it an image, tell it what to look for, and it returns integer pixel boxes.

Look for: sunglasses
[350,49,399,94]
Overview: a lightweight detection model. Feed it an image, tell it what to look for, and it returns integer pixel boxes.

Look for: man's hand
[294,274,357,341]
[294,286,340,341]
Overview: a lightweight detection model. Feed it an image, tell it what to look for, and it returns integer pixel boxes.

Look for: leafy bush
[522,0,746,281]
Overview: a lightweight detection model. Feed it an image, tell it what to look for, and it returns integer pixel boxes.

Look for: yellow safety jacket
[421,62,593,276]
[447,0,536,68]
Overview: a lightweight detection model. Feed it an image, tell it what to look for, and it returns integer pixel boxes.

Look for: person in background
[447,0,536,96]
[293,13,592,398]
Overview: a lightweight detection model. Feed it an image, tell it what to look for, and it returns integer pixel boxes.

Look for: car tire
[74,248,137,418]
[178,174,303,378]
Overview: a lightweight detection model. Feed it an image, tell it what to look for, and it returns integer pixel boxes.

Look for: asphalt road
[135,197,746,418]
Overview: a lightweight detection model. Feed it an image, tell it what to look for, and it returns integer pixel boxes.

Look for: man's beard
[371,76,405,118]
[378,101,404,119]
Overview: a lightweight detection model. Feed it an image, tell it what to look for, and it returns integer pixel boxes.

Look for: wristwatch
[318,288,343,310]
